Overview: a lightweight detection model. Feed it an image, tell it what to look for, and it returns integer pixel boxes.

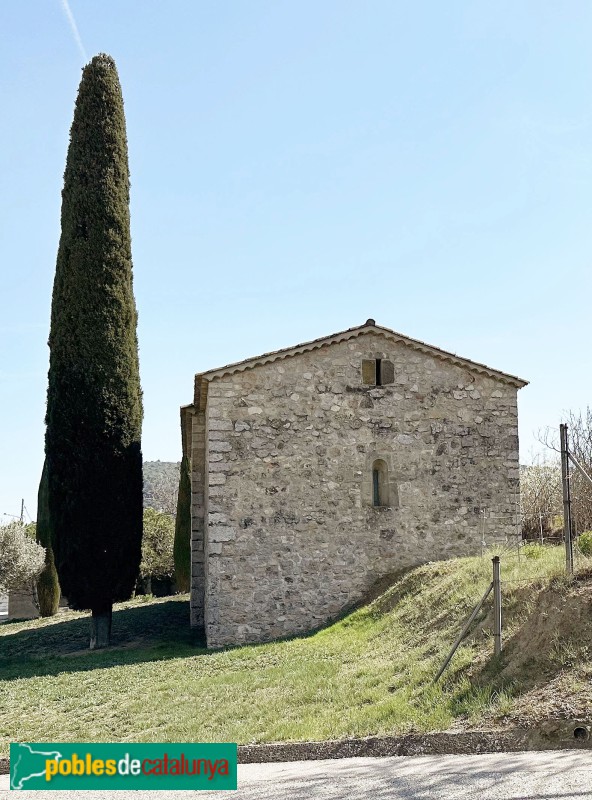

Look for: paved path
[1,750,592,798]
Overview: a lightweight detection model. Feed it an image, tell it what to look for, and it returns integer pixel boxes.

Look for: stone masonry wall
[189,409,206,627]
[198,333,521,648]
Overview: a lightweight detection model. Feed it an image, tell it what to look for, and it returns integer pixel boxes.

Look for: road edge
[2,721,590,774]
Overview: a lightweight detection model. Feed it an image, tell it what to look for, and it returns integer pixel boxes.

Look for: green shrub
[173,455,191,592]
[0,522,45,593]
[36,550,61,617]
[141,509,175,581]
[578,531,592,557]
[522,543,545,559]
[35,462,61,616]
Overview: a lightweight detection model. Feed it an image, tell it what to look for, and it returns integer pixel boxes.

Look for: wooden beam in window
[362,359,376,385]
[381,360,394,385]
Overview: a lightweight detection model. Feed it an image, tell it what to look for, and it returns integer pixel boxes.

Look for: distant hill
[143,461,180,516]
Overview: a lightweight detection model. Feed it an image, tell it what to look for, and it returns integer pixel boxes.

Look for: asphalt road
[1,750,592,798]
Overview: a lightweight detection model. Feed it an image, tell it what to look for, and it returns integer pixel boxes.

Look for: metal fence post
[492,555,502,656]
[560,423,574,575]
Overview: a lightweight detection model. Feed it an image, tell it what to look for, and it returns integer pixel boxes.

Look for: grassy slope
[1,547,591,756]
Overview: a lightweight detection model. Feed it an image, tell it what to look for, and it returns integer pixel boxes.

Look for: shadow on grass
[0,572,410,684]
[0,598,207,681]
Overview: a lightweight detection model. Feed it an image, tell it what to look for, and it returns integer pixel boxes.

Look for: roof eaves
[195,322,528,389]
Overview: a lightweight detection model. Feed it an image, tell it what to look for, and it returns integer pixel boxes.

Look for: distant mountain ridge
[143,461,180,516]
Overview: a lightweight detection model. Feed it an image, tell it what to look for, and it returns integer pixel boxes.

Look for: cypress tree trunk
[173,455,191,592]
[90,606,113,650]
[45,54,143,648]
[36,461,61,616]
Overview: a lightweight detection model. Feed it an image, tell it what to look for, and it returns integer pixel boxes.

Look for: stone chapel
[180,320,527,649]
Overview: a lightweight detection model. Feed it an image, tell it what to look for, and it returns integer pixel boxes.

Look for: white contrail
[59,0,88,62]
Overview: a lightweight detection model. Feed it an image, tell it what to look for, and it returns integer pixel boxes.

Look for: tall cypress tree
[35,461,61,617]
[173,455,191,592]
[45,54,143,648]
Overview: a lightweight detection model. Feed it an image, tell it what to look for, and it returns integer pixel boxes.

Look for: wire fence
[433,538,592,682]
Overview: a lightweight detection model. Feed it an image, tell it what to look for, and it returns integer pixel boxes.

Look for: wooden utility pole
[20,499,24,524]
[492,556,502,655]
[560,424,574,575]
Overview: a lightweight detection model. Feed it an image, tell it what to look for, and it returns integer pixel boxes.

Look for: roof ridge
[193,321,528,388]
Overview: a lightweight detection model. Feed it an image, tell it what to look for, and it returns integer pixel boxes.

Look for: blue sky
[1,1,592,522]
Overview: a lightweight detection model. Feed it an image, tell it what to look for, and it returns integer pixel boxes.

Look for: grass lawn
[1,545,591,756]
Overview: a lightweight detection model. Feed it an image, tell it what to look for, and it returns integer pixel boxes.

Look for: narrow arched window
[372,468,380,506]
[372,459,388,507]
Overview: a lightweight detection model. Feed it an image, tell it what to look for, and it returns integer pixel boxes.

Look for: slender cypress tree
[173,455,191,592]
[45,54,143,648]
[35,461,61,616]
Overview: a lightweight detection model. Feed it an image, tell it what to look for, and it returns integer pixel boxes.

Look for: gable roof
[192,320,527,408]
